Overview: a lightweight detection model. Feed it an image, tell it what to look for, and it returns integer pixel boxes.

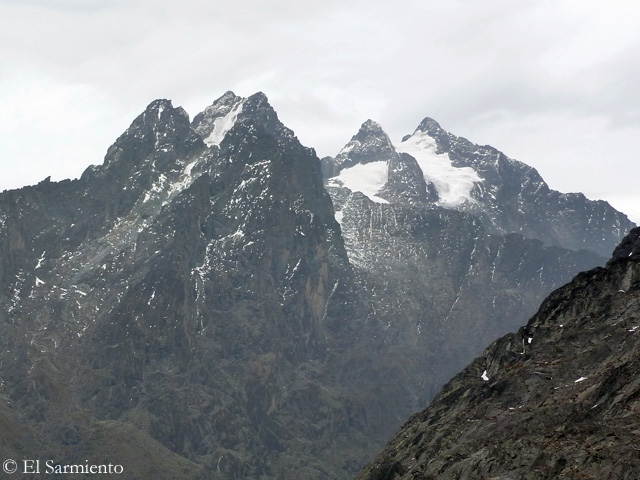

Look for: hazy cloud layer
[1,0,639,222]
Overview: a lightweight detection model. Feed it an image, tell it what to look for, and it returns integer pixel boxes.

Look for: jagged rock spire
[329,119,398,176]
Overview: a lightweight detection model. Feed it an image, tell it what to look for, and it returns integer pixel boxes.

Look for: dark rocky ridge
[410,117,633,256]
[356,227,640,480]
[0,93,373,478]
[0,92,634,479]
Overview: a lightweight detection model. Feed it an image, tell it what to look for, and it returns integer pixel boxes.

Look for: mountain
[324,117,631,257]
[356,226,640,480]
[0,91,634,479]
[322,117,632,414]
[0,92,371,479]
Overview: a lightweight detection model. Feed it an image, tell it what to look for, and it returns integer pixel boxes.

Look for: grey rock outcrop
[356,227,640,480]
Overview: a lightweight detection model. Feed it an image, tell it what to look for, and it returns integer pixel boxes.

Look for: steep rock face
[357,227,640,480]
[0,92,374,479]
[328,188,604,408]
[0,99,212,478]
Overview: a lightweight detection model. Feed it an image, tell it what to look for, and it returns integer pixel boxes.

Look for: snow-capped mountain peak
[325,114,635,257]
[203,100,245,147]
[324,120,398,207]
[352,119,387,139]
[415,116,444,135]
[332,119,398,172]
[326,116,479,208]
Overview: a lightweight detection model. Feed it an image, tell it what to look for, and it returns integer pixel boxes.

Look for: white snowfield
[329,129,481,208]
[396,130,481,207]
[204,100,245,147]
[327,160,389,204]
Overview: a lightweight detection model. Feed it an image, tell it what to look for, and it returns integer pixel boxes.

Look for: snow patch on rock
[327,161,389,204]
[397,130,480,207]
[204,100,245,147]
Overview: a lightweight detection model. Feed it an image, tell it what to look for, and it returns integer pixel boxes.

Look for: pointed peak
[352,119,388,142]
[219,90,239,101]
[238,91,285,132]
[193,91,272,121]
[146,98,173,110]
[416,116,443,134]
[192,90,294,148]
[242,91,275,114]
[199,91,244,116]
[247,91,269,103]
[130,99,192,128]
[101,97,202,174]
[361,119,384,132]
[130,99,193,131]
[351,119,390,143]
[330,119,397,175]
[208,90,242,107]
[401,116,448,145]
[142,99,176,122]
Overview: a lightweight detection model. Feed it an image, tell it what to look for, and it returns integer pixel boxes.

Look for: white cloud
[0,69,124,190]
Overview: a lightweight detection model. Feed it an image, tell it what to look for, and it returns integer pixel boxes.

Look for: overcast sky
[1,0,639,223]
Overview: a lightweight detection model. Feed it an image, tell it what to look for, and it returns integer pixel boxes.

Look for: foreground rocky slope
[357,227,640,480]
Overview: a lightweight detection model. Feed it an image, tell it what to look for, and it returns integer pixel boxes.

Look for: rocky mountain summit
[356,226,640,480]
[325,117,632,257]
[0,91,635,479]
